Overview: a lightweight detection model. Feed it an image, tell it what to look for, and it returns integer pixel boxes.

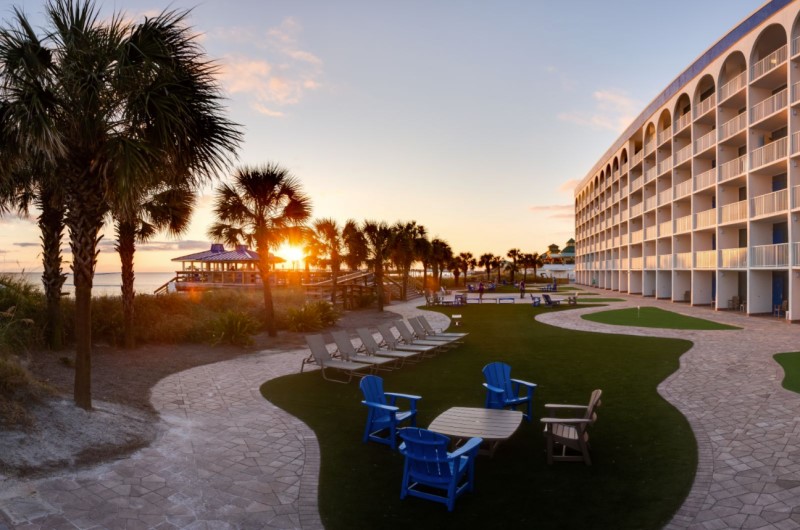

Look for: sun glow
[275,243,305,265]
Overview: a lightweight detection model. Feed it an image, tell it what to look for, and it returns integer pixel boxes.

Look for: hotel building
[574,0,800,319]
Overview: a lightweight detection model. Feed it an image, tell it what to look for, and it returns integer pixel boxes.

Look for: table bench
[429,407,523,457]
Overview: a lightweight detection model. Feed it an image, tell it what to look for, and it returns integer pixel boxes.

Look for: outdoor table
[428,407,523,456]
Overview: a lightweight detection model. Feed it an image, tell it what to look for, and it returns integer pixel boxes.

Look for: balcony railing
[644,140,656,156]
[695,250,717,269]
[794,242,800,266]
[719,112,747,141]
[695,167,716,190]
[644,226,657,240]
[752,188,788,217]
[720,248,747,268]
[694,130,716,154]
[694,96,715,118]
[621,162,629,174]
[720,200,748,223]
[751,45,787,80]
[719,71,747,101]
[675,214,692,233]
[793,82,800,104]
[675,112,692,132]
[695,208,717,229]
[630,230,643,244]
[620,233,629,246]
[659,255,672,269]
[659,220,672,237]
[674,252,692,269]
[630,176,643,192]
[657,126,672,145]
[719,154,747,182]
[644,256,657,269]
[795,35,800,56]
[750,88,787,123]
[793,185,800,209]
[794,131,800,155]
[631,150,644,167]
[674,179,692,199]
[644,196,657,211]
[674,144,692,166]
[630,203,643,217]
[657,158,673,174]
[630,257,643,270]
[658,189,672,206]
[644,167,657,183]
[751,137,788,169]
[751,243,789,267]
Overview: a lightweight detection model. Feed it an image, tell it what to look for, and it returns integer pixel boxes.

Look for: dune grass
[582,306,739,330]
[774,352,800,393]
[261,304,696,529]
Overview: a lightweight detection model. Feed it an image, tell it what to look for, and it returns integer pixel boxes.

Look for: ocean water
[4,271,177,297]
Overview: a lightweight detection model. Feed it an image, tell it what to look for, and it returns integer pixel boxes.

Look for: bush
[209,310,259,347]
[285,304,323,332]
[310,300,339,327]
[0,355,50,426]
[0,275,45,355]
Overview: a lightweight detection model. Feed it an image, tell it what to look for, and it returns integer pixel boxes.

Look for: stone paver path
[4,294,800,529]
[537,294,800,530]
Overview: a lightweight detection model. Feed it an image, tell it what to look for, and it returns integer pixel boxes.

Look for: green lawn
[582,307,739,330]
[261,305,696,529]
[576,297,624,303]
[774,352,800,392]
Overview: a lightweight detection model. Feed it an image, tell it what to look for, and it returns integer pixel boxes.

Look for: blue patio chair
[482,362,537,422]
[360,375,421,449]
[398,427,482,511]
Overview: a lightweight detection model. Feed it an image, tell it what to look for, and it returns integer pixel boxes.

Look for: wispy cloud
[98,240,211,252]
[530,204,574,220]
[557,89,640,133]
[558,179,581,195]
[13,242,39,248]
[215,17,323,117]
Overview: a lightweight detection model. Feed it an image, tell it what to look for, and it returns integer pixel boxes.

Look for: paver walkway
[537,294,800,530]
[3,294,800,529]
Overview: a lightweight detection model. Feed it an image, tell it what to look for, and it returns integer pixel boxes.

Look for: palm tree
[362,220,394,311]
[430,238,453,290]
[507,248,521,283]
[309,218,346,304]
[0,1,241,409]
[458,251,476,287]
[342,219,367,271]
[449,256,462,286]
[414,230,432,291]
[525,252,543,282]
[390,221,424,301]
[209,163,311,337]
[491,255,503,283]
[114,185,194,349]
[479,253,494,280]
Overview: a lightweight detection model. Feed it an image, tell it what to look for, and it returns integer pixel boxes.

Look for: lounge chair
[302,334,372,383]
[407,317,462,345]
[377,323,439,357]
[416,315,468,339]
[395,320,452,350]
[331,330,396,371]
[356,328,420,365]
[482,361,537,422]
[541,389,602,465]
[542,293,562,307]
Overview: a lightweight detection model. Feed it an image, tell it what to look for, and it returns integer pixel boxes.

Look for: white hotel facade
[574,0,800,320]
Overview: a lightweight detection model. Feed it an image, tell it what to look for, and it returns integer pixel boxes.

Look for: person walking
[519,280,525,299]
[478,281,485,301]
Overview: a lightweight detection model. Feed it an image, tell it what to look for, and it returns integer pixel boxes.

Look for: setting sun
[275,243,305,266]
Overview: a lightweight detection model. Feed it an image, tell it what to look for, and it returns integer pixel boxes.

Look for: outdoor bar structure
[574,0,800,320]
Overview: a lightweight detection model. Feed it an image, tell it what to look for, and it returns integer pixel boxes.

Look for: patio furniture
[394,320,450,349]
[482,361,537,422]
[530,294,541,307]
[377,323,439,357]
[360,375,420,450]
[428,406,523,457]
[355,328,420,365]
[417,314,467,338]
[399,427,482,512]
[407,317,461,345]
[302,334,372,383]
[541,389,602,465]
[774,300,788,317]
[542,293,561,307]
[331,330,396,371]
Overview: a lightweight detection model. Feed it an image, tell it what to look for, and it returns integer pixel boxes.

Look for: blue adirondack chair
[482,362,537,422]
[398,427,482,511]
[359,375,421,449]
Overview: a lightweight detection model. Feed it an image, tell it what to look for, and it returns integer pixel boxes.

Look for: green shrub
[0,355,50,425]
[210,310,258,347]
[310,300,339,327]
[286,304,323,332]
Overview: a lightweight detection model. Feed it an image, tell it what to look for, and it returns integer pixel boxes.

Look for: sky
[0,0,763,272]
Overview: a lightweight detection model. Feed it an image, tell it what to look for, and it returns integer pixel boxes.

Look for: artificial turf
[261,304,696,529]
[581,306,740,330]
[774,352,800,393]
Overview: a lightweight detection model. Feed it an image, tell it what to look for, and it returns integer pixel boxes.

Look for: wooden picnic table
[429,407,523,456]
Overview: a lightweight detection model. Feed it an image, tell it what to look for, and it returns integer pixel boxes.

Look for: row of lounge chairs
[301,315,469,383]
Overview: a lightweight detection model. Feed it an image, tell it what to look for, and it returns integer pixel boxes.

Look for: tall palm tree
[209,163,311,337]
[390,221,425,300]
[491,255,503,283]
[0,1,241,409]
[448,256,462,286]
[342,219,367,271]
[507,248,521,283]
[458,251,476,287]
[309,217,346,304]
[114,185,194,349]
[413,229,432,292]
[430,238,452,290]
[362,220,394,311]
[478,253,494,280]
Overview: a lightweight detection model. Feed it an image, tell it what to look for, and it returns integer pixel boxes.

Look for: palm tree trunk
[258,252,277,337]
[39,191,66,350]
[401,267,410,300]
[375,262,385,312]
[330,266,339,305]
[67,186,104,410]
[116,220,136,349]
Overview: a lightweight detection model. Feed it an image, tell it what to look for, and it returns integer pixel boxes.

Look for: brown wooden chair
[541,389,602,465]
